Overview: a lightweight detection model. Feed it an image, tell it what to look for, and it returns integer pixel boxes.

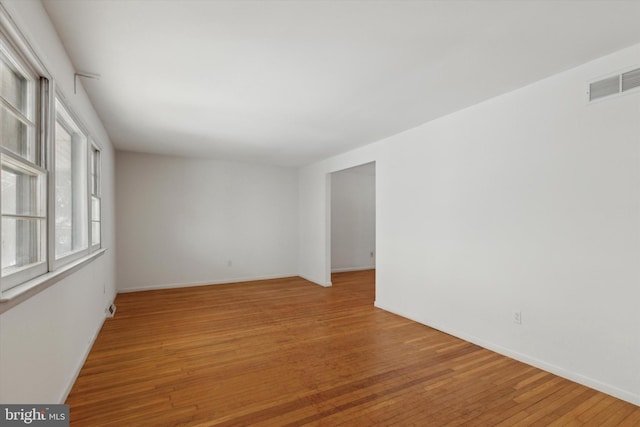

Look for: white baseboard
[331,266,375,273]
[299,273,332,287]
[118,274,297,293]
[374,300,640,407]
[59,302,112,404]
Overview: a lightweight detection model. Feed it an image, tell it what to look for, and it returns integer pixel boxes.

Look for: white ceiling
[42,0,640,167]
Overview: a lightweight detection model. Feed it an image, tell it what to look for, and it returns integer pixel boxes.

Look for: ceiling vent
[589,67,640,102]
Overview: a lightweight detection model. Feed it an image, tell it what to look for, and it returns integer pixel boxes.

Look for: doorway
[329,162,376,294]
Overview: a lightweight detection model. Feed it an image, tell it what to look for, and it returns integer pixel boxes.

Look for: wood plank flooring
[66,270,639,426]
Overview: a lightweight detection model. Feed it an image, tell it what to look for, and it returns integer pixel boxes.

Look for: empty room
[0,0,639,425]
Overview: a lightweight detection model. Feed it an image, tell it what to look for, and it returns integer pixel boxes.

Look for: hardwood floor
[66,270,639,426]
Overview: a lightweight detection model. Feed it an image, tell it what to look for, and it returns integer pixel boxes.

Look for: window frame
[0,25,48,293]
[51,94,90,269]
[0,6,107,304]
[1,150,48,289]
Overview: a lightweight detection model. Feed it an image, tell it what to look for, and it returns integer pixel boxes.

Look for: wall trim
[118,274,299,293]
[298,273,332,287]
[58,304,111,403]
[331,266,375,273]
[374,300,640,407]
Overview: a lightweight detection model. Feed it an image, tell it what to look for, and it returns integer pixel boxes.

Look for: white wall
[299,144,378,286]
[299,44,640,405]
[331,164,375,272]
[116,151,298,291]
[0,0,116,403]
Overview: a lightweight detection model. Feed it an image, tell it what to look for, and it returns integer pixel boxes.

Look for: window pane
[90,147,101,249]
[91,221,100,246]
[0,107,34,162]
[1,216,15,269]
[0,53,27,112]
[1,161,44,217]
[55,121,72,256]
[91,195,100,222]
[90,148,96,195]
[1,217,45,275]
[55,110,88,259]
[90,155,95,195]
[91,195,100,246]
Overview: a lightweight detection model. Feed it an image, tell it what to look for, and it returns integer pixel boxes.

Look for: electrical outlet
[370,251,374,258]
[514,311,522,325]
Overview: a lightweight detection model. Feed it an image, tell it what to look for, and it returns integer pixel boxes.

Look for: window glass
[0,109,29,158]
[0,50,36,164]
[90,146,101,247]
[0,53,27,112]
[54,100,88,260]
[0,156,46,279]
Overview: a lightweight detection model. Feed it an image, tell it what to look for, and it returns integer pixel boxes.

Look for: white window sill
[0,248,106,314]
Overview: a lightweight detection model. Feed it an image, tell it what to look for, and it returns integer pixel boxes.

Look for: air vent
[589,75,620,101]
[622,68,640,92]
[106,303,117,318]
[589,67,640,102]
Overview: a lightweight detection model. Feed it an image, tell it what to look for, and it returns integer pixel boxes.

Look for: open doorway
[329,162,376,297]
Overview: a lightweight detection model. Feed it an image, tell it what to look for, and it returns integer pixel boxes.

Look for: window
[0,51,37,163]
[0,34,47,291]
[0,14,105,297]
[90,143,101,248]
[54,99,88,262]
[1,155,47,287]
